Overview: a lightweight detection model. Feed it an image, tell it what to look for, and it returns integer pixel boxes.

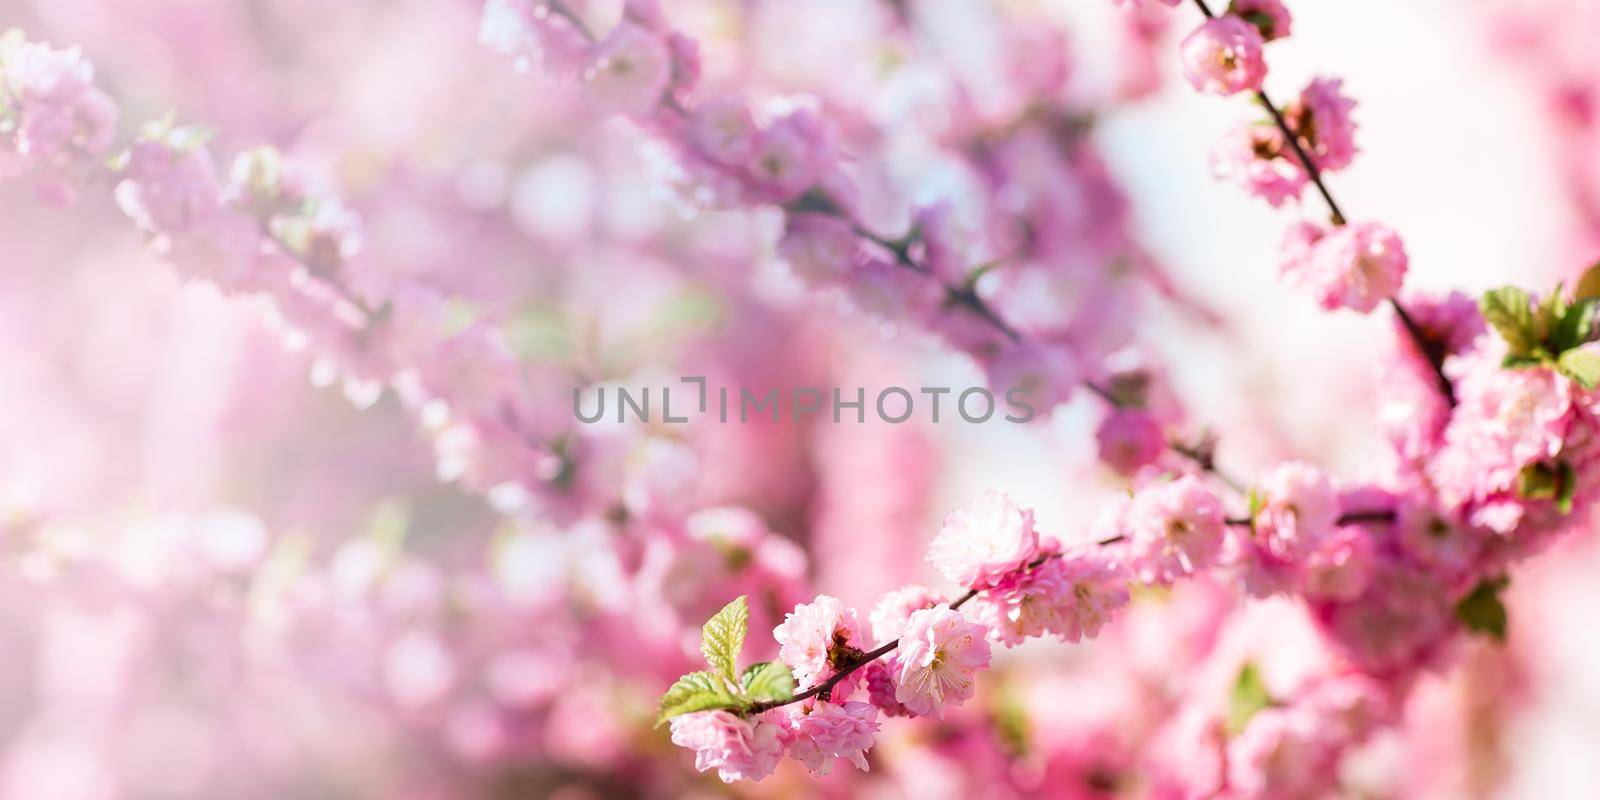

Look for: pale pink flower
[869,584,944,643]
[686,96,759,166]
[1211,123,1309,207]
[927,491,1041,589]
[1046,548,1133,642]
[1095,408,1165,475]
[1126,475,1227,583]
[1254,461,1340,561]
[983,339,1081,413]
[779,212,862,286]
[1287,77,1359,171]
[1301,526,1376,601]
[1225,708,1339,799]
[1179,16,1267,96]
[744,111,824,202]
[583,22,672,117]
[1428,340,1575,531]
[773,595,867,692]
[970,548,1130,646]
[784,700,880,775]
[669,710,787,783]
[1280,222,1408,314]
[893,605,991,717]
[1230,0,1293,41]
[115,139,223,235]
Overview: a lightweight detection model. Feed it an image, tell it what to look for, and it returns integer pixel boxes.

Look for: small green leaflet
[741,661,795,702]
[1574,262,1600,302]
[701,595,749,682]
[655,671,746,728]
[1455,578,1509,642]
[1480,287,1537,355]
[657,595,787,727]
[1558,348,1600,389]
[1225,662,1274,736]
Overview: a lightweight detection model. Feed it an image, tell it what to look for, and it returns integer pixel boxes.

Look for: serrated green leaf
[1455,579,1509,642]
[1480,287,1537,355]
[1536,286,1567,344]
[1558,348,1600,389]
[740,661,796,702]
[701,596,749,682]
[1225,662,1273,736]
[655,670,745,727]
[1575,263,1600,301]
[1554,298,1599,354]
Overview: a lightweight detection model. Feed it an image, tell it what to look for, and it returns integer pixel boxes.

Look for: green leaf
[740,661,796,702]
[1519,462,1561,501]
[1558,348,1600,389]
[1455,579,1509,642]
[701,595,749,682]
[655,670,745,728]
[1502,353,1548,370]
[1575,262,1600,301]
[1536,286,1568,345]
[1558,461,1579,515]
[1225,662,1274,736]
[1480,287,1537,355]
[1554,298,1599,354]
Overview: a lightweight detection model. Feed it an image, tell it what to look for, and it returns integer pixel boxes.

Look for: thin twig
[1188,0,1456,406]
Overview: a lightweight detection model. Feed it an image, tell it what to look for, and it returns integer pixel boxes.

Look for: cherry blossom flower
[1211,123,1309,207]
[774,595,869,694]
[869,585,944,643]
[1126,475,1228,583]
[1179,16,1268,96]
[669,710,788,783]
[893,605,992,717]
[1280,221,1409,314]
[1231,0,1294,42]
[927,491,1041,589]
[784,700,881,776]
[1286,77,1359,171]
[1095,408,1166,475]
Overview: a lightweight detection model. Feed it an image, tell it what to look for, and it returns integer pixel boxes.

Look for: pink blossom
[669,710,787,783]
[1254,461,1340,561]
[744,111,824,203]
[1179,16,1268,96]
[893,605,991,717]
[1301,526,1376,601]
[869,584,944,643]
[1225,708,1339,799]
[1230,0,1293,41]
[115,138,224,235]
[1211,123,1309,207]
[583,22,672,118]
[1095,407,1166,475]
[1126,475,1227,583]
[784,700,880,775]
[983,339,1080,415]
[1428,341,1575,532]
[686,96,759,167]
[1280,221,1409,314]
[863,660,915,717]
[778,212,863,287]
[971,548,1131,646]
[1287,77,1359,171]
[773,595,868,693]
[927,491,1041,589]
